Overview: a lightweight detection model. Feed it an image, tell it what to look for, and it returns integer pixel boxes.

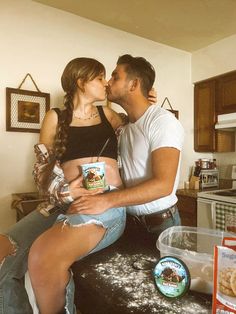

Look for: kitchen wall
[192,35,236,180]
[0,0,193,231]
[192,34,236,82]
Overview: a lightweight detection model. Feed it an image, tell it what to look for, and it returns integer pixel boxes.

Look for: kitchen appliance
[215,112,236,130]
[199,169,219,189]
[197,188,236,233]
[197,164,236,232]
[190,159,219,190]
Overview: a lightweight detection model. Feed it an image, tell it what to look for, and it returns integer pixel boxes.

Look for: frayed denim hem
[64,270,76,314]
[0,234,19,269]
[60,218,105,230]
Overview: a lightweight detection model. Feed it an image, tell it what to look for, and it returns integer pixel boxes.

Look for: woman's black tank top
[53,106,118,163]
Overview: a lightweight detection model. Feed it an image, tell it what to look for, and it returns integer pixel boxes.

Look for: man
[69,54,184,237]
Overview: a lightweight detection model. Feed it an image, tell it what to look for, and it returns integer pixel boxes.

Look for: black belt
[139,205,177,227]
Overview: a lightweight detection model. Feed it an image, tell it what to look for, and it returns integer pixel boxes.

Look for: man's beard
[107,92,122,106]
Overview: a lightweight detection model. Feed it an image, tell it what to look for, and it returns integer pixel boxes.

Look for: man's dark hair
[117,54,155,97]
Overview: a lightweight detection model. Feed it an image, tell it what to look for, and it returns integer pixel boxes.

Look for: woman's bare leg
[28,222,106,314]
[0,235,16,263]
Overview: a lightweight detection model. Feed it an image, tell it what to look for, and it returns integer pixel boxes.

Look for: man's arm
[68,147,180,214]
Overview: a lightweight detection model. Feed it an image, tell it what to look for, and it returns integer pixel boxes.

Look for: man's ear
[129,78,139,92]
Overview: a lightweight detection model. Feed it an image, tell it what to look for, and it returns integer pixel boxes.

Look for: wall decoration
[6,74,50,133]
[161,97,179,119]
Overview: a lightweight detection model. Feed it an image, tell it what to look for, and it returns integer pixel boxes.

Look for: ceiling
[33,0,236,52]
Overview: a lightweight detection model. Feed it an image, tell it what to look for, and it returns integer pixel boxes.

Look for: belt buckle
[162,212,168,219]
[162,206,175,219]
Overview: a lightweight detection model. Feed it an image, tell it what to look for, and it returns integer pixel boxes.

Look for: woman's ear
[76,78,85,93]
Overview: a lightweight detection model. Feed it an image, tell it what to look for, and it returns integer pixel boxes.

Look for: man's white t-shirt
[119,105,184,216]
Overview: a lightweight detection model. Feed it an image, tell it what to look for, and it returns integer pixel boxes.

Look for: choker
[73,110,99,120]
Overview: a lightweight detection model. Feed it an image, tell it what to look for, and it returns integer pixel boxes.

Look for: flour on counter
[81,253,211,314]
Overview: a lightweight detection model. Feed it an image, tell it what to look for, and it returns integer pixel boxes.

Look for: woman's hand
[148,88,157,104]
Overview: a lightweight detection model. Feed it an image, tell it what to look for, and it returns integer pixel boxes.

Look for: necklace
[73,110,99,120]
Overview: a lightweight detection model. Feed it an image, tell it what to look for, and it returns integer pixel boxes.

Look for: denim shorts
[55,206,126,261]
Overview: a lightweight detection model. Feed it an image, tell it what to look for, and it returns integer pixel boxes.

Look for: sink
[214,189,236,196]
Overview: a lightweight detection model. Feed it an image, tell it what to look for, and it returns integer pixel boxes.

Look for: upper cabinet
[194,80,216,152]
[217,71,236,114]
[194,71,236,153]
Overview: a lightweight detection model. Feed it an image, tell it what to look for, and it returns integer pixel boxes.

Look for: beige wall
[0,0,192,231]
[192,34,236,82]
[192,35,236,179]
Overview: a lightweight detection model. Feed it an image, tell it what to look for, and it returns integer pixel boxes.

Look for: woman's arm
[39,109,58,149]
[33,109,59,193]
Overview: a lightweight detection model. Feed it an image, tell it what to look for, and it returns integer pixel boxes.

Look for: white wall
[192,34,236,83]
[192,35,236,179]
[0,0,192,231]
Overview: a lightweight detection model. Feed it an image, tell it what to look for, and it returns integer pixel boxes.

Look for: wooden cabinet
[194,71,236,153]
[217,71,236,114]
[177,192,197,227]
[12,192,46,221]
[194,80,216,152]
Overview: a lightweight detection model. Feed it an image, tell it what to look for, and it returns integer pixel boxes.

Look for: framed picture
[161,97,179,119]
[6,88,50,133]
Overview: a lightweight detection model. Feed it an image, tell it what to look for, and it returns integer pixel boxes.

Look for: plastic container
[156,226,232,294]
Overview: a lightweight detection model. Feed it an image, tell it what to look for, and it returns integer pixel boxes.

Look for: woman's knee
[28,236,54,278]
[28,229,69,276]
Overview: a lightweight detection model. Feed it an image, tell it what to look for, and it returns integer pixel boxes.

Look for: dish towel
[215,203,236,233]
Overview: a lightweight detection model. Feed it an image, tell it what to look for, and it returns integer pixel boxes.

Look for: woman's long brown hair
[53,57,105,159]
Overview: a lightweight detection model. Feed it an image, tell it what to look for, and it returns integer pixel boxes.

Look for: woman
[0,57,126,314]
[29,57,129,314]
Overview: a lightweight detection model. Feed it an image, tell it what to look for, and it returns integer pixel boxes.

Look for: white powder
[81,253,212,313]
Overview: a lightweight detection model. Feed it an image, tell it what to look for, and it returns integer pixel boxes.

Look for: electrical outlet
[232,165,236,180]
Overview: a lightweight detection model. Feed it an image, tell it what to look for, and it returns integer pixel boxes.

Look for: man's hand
[69,176,104,200]
[67,193,110,215]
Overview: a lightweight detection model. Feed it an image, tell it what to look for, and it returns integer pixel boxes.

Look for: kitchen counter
[176,189,198,226]
[177,188,199,198]
[176,179,233,199]
[72,218,212,314]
